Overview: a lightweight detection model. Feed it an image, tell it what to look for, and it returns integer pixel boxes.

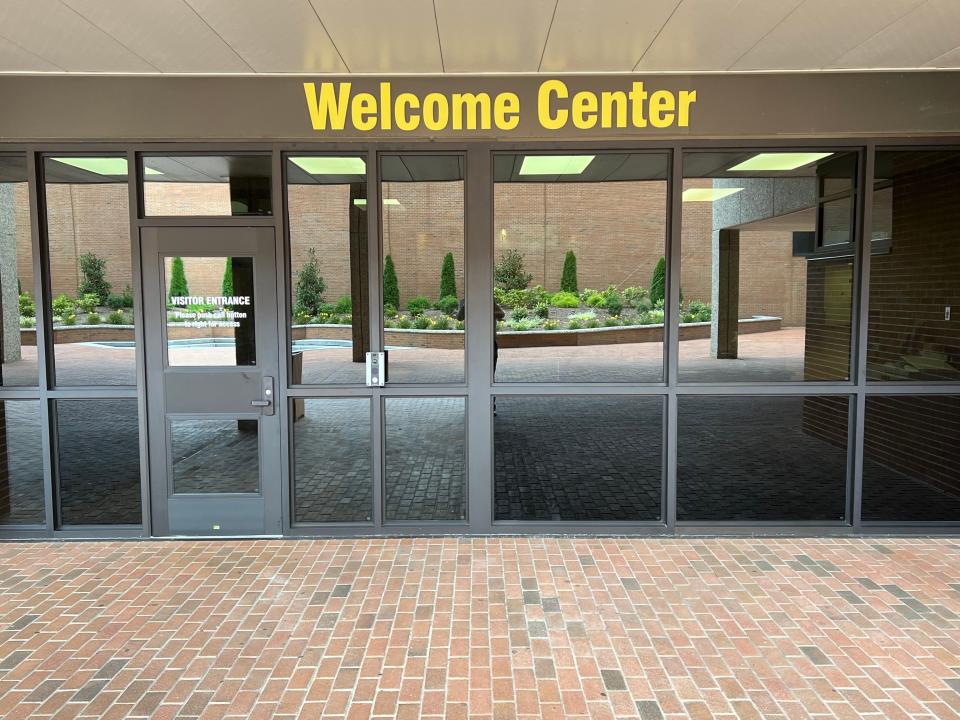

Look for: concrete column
[0,184,21,363]
[711,228,740,359]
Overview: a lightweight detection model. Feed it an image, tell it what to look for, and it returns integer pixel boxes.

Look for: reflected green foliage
[494,249,532,291]
[78,252,111,304]
[294,248,326,316]
[168,256,189,301]
[383,254,400,309]
[440,252,457,300]
[560,250,578,293]
[650,257,666,306]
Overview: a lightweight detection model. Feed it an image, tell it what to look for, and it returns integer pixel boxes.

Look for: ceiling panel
[186,0,347,73]
[434,0,556,72]
[638,0,800,71]
[0,35,62,72]
[833,0,960,69]
[734,0,925,70]
[311,0,442,73]
[59,0,252,73]
[540,0,678,72]
[0,0,156,72]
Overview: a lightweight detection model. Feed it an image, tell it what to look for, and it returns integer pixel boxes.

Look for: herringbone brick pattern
[0,538,958,719]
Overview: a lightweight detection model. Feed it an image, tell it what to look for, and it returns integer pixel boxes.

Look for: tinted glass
[680,151,857,382]
[171,417,259,494]
[293,398,372,523]
[862,395,960,521]
[142,155,272,216]
[165,256,256,367]
[677,395,849,521]
[494,396,663,521]
[867,150,960,382]
[380,155,465,384]
[493,153,669,383]
[0,156,37,387]
[286,156,368,384]
[0,400,44,525]
[44,156,136,386]
[56,399,141,525]
[384,397,465,521]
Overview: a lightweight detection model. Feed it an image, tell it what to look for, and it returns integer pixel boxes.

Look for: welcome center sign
[303,79,697,133]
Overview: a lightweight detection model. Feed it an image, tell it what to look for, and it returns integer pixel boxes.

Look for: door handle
[252,376,275,416]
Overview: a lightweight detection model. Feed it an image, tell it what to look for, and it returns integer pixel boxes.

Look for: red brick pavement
[0,538,958,719]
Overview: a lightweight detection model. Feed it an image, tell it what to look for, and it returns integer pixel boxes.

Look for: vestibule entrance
[141,227,282,535]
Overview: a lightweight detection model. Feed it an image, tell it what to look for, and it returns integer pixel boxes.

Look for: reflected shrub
[85,312,102,325]
[534,302,549,319]
[549,291,579,308]
[437,295,459,316]
[396,315,413,329]
[407,295,432,316]
[18,292,35,318]
[432,315,453,330]
[384,303,398,318]
[510,307,528,321]
[333,295,352,314]
[52,293,75,316]
[413,315,433,330]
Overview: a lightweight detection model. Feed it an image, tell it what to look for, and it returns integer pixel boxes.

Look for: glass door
[141,227,281,535]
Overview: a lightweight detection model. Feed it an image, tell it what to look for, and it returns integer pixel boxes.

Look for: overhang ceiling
[0,0,958,75]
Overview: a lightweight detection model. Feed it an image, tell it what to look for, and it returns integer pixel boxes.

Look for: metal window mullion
[369,148,384,528]
[272,144,293,535]
[851,144,876,530]
[26,150,54,534]
[466,144,493,533]
[664,146,683,530]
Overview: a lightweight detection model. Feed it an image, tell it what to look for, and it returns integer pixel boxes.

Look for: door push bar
[251,376,275,415]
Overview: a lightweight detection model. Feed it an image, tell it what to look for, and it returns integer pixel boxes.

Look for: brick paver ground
[1,538,959,720]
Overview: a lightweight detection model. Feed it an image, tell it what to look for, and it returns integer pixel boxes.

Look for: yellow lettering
[538,79,568,130]
[380,82,392,130]
[422,92,449,131]
[678,90,696,127]
[571,91,598,130]
[649,90,675,128]
[629,82,648,128]
[303,82,350,131]
[395,93,420,131]
[351,92,377,131]
[494,92,520,131]
[600,91,627,129]
[451,93,492,130]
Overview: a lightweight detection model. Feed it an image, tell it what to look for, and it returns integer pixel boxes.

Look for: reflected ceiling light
[518,155,595,175]
[143,166,163,176]
[291,156,366,175]
[727,152,833,172]
[682,187,743,202]
[50,157,128,176]
[353,198,400,206]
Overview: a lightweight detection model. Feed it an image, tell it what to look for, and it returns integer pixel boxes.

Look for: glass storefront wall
[0,142,957,537]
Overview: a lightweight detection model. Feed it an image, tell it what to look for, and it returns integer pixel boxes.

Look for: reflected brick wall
[15,180,807,320]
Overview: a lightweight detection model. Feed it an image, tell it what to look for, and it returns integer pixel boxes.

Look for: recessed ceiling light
[518,155,595,176]
[727,152,833,172]
[50,157,128,176]
[291,157,366,175]
[353,198,400,207]
[682,187,743,202]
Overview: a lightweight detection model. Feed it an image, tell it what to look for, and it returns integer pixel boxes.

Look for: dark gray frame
[0,137,957,540]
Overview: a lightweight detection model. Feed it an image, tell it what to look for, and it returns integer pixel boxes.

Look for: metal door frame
[140,226,282,536]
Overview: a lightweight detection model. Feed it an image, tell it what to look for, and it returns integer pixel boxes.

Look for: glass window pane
[493,153,669,383]
[286,156,368,384]
[165,256,256,367]
[171,417,259,494]
[0,400,44,525]
[494,396,663,521]
[862,395,960,521]
[677,396,849,522]
[44,156,136,386]
[293,398,372,522]
[384,397,465,521]
[381,155,464,384]
[142,155,272,217]
[56,399,141,525]
[0,156,37,386]
[680,151,856,382]
[867,150,960,382]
